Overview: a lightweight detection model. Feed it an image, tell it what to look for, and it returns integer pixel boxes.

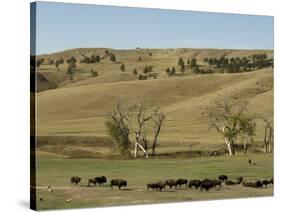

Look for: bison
[110,179,127,190]
[176,178,188,188]
[147,182,165,191]
[188,179,202,189]
[71,176,81,185]
[165,179,177,189]
[218,175,228,182]
[200,179,214,191]
[88,176,107,187]
[242,180,263,188]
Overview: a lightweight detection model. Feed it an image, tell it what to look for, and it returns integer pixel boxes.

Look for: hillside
[36,48,273,91]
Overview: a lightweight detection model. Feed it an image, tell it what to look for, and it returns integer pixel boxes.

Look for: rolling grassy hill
[35,48,273,158]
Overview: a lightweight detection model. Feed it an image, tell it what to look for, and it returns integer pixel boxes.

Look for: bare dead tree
[151,108,165,157]
[125,103,154,158]
[261,116,273,153]
[106,102,165,159]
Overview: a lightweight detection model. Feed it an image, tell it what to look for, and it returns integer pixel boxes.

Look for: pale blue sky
[32,2,274,55]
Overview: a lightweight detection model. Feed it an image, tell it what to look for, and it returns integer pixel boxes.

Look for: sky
[32,2,274,55]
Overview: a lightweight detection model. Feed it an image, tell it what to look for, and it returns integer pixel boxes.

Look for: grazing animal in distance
[262,180,271,187]
[270,178,274,184]
[200,179,214,191]
[188,179,202,189]
[71,176,81,185]
[176,178,188,188]
[236,177,243,184]
[165,179,177,189]
[242,180,263,188]
[110,179,127,190]
[248,159,257,165]
[88,176,107,187]
[218,175,228,182]
[147,181,166,191]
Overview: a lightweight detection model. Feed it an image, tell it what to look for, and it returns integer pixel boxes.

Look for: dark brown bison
[176,178,188,188]
[200,179,214,191]
[218,175,228,182]
[188,179,202,189]
[88,176,107,187]
[71,176,81,185]
[242,180,263,188]
[110,179,127,190]
[147,182,165,191]
[165,179,177,189]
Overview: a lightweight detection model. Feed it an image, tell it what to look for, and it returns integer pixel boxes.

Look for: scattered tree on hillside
[36,58,44,68]
[190,58,197,68]
[110,54,117,62]
[120,64,126,72]
[180,65,185,75]
[90,69,98,77]
[149,52,152,57]
[165,68,171,76]
[187,59,190,65]
[48,58,54,65]
[67,62,76,78]
[178,57,185,67]
[67,56,77,64]
[133,69,138,75]
[138,56,142,62]
[171,67,176,76]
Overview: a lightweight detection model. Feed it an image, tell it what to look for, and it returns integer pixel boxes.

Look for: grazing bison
[165,179,177,189]
[88,176,107,187]
[147,182,165,191]
[218,175,228,182]
[225,180,236,185]
[242,180,263,188]
[270,178,274,184]
[71,176,81,185]
[110,179,127,190]
[236,177,243,184]
[212,179,222,188]
[188,179,202,189]
[201,179,214,191]
[176,178,188,188]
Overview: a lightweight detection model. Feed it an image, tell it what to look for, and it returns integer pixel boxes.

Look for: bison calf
[71,176,81,185]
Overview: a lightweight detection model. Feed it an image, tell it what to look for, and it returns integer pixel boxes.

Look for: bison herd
[70,175,273,192]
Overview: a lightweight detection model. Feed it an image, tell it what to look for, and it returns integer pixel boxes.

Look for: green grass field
[34,151,273,210]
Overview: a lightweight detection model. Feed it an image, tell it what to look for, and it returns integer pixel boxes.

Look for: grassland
[35,151,273,210]
[34,48,274,209]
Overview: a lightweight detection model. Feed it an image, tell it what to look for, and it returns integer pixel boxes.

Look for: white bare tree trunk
[224,137,233,156]
[243,134,248,154]
[137,142,149,158]
[134,142,138,158]
[134,142,148,158]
